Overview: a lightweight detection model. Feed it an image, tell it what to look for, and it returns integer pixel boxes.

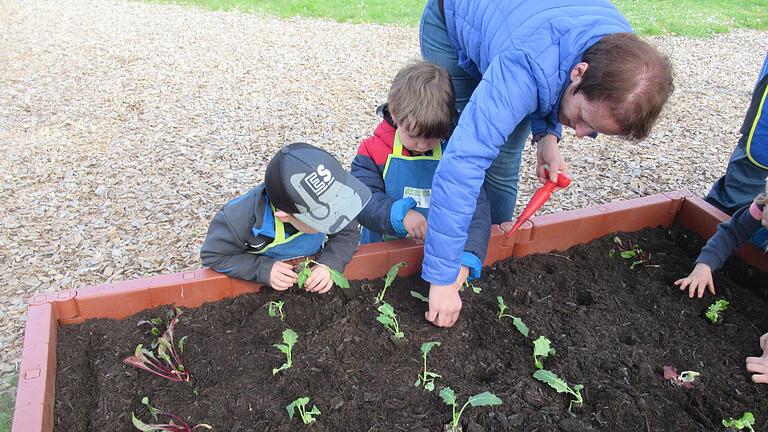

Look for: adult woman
[419,0,675,327]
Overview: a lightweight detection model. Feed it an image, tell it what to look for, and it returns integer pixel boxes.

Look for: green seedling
[706,299,729,324]
[267,300,285,321]
[439,387,502,432]
[286,397,321,425]
[496,296,529,337]
[533,336,555,369]
[678,370,700,383]
[722,412,756,432]
[272,329,298,375]
[461,280,481,294]
[137,316,164,338]
[414,341,441,391]
[376,261,406,303]
[410,290,429,303]
[132,397,211,431]
[376,302,404,338]
[663,366,697,389]
[295,258,349,289]
[533,369,584,412]
[611,236,652,270]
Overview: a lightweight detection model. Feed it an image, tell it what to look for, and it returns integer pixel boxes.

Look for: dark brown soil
[55,226,768,431]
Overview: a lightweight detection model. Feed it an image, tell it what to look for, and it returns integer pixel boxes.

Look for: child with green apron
[351,61,490,282]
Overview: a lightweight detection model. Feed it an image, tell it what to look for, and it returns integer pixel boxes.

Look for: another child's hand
[270,261,298,291]
[761,207,768,228]
[746,332,768,384]
[304,265,333,294]
[673,263,714,298]
[403,209,427,241]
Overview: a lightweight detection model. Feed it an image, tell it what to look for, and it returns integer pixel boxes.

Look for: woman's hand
[536,134,568,189]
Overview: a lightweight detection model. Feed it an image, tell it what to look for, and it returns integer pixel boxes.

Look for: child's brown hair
[388,60,455,139]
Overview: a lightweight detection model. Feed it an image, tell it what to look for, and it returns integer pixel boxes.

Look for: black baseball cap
[265,142,371,234]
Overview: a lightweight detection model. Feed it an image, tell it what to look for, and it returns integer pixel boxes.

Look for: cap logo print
[302,164,335,197]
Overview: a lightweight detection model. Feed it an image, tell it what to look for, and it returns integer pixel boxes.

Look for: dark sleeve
[350,143,399,237]
[200,209,276,284]
[464,186,491,262]
[695,204,762,271]
[315,220,362,272]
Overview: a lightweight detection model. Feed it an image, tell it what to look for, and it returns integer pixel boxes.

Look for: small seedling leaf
[297,268,311,289]
[283,328,298,346]
[178,336,188,353]
[410,291,429,302]
[131,413,157,432]
[378,303,395,316]
[467,391,502,407]
[533,336,555,369]
[705,299,729,324]
[421,341,441,356]
[722,412,756,431]
[512,318,530,337]
[678,371,700,383]
[620,251,637,259]
[533,369,569,393]
[384,261,406,288]
[326,266,350,289]
[376,315,396,327]
[497,296,508,317]
[439,386,457,406]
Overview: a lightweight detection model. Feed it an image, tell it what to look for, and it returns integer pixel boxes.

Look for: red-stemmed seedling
[124,307,190,382]
[131,397,211,431]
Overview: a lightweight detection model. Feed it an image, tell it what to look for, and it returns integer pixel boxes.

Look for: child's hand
[674,263,714,298]
[746,332,768,384]
[424,266,470,328]
[761,207,768,228]
[270,261,298,291]
[304,265,333,294]
[403,210,427,241]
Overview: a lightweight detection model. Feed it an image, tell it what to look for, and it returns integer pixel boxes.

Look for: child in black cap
[201,142,371,293]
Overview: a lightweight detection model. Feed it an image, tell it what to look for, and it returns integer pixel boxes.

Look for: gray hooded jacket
[200,184,361,285]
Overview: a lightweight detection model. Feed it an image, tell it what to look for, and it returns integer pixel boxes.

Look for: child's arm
[351,138,414,238]
[674,204,761,298]
[314,220,362,274]
[695,204,762,272]
[461,187,492,281]
[200,208,278,284]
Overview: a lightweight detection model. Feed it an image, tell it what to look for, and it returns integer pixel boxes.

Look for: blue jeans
[419,0,531,224]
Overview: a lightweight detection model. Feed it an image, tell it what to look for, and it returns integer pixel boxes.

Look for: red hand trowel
[504,171,572,237]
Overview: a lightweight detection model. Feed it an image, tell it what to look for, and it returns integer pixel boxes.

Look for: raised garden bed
[13,191,768,431]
